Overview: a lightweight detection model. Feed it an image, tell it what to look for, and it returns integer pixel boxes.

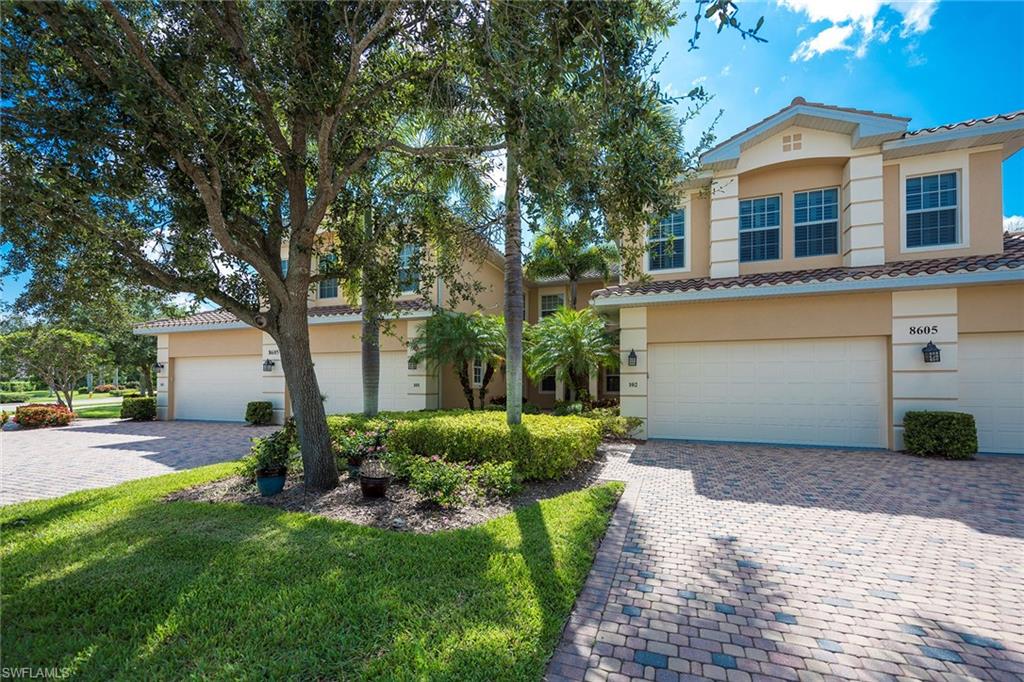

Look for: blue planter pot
[256,468,287,497]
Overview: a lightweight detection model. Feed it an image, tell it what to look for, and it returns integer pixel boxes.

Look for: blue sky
[661,0,1023,218]
[2,0,1022,308]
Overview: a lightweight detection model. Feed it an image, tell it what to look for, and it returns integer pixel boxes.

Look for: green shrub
[0,380,32,393]
[523,403,541,415]
[238,420,298,478]
[408,456,469,507]
[328,411,600,480]
[0,392,30,403]
[903,411,977,460]
[76,387,89,395]
[1,410,9,426]
[14,404,74,428]
[553,401,584,416]
[381,448,419,482]
[582,407,643,440]
[471,461,520,497]
[244,401,274,426]
[120,397,156,421]
[93,384,116,393]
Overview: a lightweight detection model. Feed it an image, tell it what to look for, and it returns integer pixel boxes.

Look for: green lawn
[74,403,123,419]
[0,465,621,680]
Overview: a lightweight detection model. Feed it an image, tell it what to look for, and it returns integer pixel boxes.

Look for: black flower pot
[255,466,287,497]
[359,473,390,498]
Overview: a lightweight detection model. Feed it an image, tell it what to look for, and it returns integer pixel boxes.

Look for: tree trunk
[458,365,475,409]
[478,363,495,410]
[62,386,74,412]
[361,298,380,418]
[504,140,524,425]
[274,308,339,490]
[569,278,578,309]
[138,365,151,397]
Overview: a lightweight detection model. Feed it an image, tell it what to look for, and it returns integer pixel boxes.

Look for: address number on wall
[907,325,939,335]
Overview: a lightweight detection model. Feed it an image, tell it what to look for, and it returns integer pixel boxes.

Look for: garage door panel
[648,337,887,448]
[174,356,262,422]
[315,351,413,415]
[959,333,1024,454]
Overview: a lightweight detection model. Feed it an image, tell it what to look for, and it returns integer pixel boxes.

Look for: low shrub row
[121,397,156,421]
[903,411,977,459]
[245,401,274,426]
[383,453,519,507]
[0,380,34,393]
[13,404,74,428]
[328,411,601,480]
[0,392,31,404]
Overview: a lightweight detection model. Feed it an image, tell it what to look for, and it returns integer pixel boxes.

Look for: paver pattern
[549,441,1024,681]
[1,419,274,506]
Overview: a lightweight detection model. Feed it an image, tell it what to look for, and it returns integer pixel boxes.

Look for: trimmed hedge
[121,397,156,421]
[14,404,74,428]
[245,401,274,426]
[0,392,31,404]
[328,411,601,480]
[903,411,977,460]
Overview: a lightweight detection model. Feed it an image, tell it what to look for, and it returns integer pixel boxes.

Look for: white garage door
[315,351,414,415]
[174,356,262,421]
[959,332,1024,454]
[648,337,887,447]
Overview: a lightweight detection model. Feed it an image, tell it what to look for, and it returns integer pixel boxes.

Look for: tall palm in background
[525,218,619,309]
[525,308,618,403]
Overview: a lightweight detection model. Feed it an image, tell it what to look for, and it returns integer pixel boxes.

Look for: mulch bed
[167,443,634,533]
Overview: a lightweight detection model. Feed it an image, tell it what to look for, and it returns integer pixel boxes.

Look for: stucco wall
[958,283,1024,333]
[737,161,846,275]
[167,328,263,357]
[308,320,408,354]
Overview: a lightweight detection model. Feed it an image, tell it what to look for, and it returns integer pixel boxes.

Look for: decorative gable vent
[782,133,802,152]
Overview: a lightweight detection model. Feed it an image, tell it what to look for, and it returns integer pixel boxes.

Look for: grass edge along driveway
[0,463,622,681]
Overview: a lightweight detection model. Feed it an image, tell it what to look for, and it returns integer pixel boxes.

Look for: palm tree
[525,221,619,309]
[524,307,617,403]
[409,310,505,410]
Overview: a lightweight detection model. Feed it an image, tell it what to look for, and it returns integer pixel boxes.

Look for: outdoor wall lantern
[152,362,165,372]
[263,359,276,372]
[408,358,418,370]
[922,341,941,364]
[627,349,638,367]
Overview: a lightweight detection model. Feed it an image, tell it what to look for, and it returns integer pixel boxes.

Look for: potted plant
[359,458,391,498]
[252,422,295,497]
[335,422,393,476]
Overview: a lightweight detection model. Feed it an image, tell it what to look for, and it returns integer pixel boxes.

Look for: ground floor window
[540,374,556,393]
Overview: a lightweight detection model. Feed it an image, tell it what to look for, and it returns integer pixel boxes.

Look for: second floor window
[648,210,686,271]
[739,195,781,262]
[398,244,419,293]
[907,172,958,248]
[318,254,338,299]
[540,293,564,318]
[794,187,840,257]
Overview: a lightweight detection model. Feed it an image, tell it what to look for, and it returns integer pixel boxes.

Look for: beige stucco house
[137,98,1024,454]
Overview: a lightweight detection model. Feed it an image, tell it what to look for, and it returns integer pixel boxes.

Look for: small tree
[525,216,619,309]
[0,329,108,411]
[525,308,617,403]
[409,311,505,410]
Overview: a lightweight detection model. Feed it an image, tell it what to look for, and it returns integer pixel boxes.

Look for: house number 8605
[908,325,938,335]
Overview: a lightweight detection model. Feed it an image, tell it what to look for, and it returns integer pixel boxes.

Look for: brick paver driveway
[1,419,274,506]
[549,441,1024,682]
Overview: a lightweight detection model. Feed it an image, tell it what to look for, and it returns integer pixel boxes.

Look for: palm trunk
[478,363,495,409]
[138,365,151,397]
[504,140,524,425]
[361,294,380,418]
[569,278,578,309]
[274,307,339,491]
[458,365,475,409]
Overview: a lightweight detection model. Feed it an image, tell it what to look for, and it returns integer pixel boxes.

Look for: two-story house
[137,98,1024,454]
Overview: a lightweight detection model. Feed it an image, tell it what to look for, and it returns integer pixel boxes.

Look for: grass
[74,404,124,419]
[0,465,622,680]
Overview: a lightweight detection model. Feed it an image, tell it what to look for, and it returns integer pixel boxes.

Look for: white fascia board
[134,308,432,335]
[591,269,1024,309]
[886,117,1024,152]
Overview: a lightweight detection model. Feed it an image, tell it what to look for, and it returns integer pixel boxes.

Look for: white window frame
[793,186,840,258]
[895,149,977,254]
[471,358,484,388]
[317,255,338,299]
[643,198,691,275]
[539,373,556,394]
[539,293,564,318]
[738,193,782,263]
[903,170,961,251]
[604,369,620,394]
[398,244,419,294]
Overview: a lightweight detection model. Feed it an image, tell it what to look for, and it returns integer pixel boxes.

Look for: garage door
[315,351,414,415]
[174,356,262,421]
[959,332,1024,454]
[648,337,887,447]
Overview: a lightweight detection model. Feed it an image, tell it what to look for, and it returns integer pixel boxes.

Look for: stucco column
[842,153,885,266]
[891,289,959,450]
[406,320,439,410]
[618,306,648,439]
[155,334,171,420]
[588,371,599,401]
[261,333,287,425]
[709,175,740,279]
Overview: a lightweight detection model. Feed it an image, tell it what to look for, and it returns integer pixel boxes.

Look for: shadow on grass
[2,480,620,681]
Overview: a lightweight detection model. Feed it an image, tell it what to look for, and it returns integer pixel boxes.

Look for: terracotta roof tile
[136,298,432,330]
[905,110,1024,138]
[593,232,1024,300]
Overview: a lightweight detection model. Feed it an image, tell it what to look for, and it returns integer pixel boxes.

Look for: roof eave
[883,117,1024,159]
[134,307,432,336]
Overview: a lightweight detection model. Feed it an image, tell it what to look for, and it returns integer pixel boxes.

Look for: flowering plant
[333,420,394,466]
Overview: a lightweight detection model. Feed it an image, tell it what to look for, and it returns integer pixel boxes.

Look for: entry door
[648,337,887,447]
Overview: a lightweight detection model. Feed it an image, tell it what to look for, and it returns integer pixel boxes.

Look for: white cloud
[781,0,938,61]
[753,86,761,95]
[1005,215,1024,232]
[720,64,732,77]
[691,75,707,87]
[791,23,856,61]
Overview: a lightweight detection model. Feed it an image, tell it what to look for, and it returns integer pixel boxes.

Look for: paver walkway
[1,419,274,506]
[549,441,1024,681]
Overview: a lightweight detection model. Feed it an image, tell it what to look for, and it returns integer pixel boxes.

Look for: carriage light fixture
[153,362,165,372]
[627,349,638,367]
[921,341,941,364]
[263,359,276,372]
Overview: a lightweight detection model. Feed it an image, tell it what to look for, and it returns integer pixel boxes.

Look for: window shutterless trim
[793,186,840,258]
[738,194,782,263]
[539,293,564,318]
[904,170,960,249]
[646,208,687,273]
